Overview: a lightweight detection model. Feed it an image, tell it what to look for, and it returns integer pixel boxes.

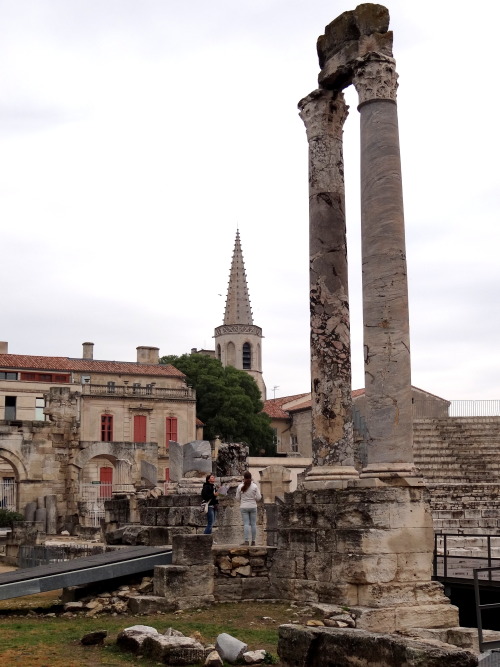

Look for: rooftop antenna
[273,385,279,400]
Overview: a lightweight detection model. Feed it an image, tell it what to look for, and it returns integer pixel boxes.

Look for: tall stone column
[353,54,417,479]
[299,89,358,486]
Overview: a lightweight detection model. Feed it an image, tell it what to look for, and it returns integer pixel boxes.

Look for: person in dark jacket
[201,473,218,535]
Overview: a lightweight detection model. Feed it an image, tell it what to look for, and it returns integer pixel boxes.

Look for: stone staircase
[412,417,500,533]
[414,418,500,484]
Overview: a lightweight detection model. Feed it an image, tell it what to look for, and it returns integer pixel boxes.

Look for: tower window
[242,342,251,369]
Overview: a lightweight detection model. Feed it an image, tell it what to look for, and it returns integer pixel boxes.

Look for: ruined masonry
[270,3,459,634]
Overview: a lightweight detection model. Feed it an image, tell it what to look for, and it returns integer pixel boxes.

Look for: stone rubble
[116,626,269,666]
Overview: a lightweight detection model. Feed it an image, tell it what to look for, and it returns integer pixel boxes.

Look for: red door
[99,466,113,498]
[134,415,147,443]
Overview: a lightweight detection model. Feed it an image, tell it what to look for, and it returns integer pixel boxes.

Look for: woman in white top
[236,471,262,546]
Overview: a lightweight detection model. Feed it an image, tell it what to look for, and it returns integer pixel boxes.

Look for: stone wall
[213,545,275,602]
[133,491,266,546]
[428,483,500,534]
[270,486,458,633]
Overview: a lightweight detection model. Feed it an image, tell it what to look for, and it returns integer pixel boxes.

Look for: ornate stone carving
[214,324,262,337]
[298,89,349,196]
[353,53,398,104]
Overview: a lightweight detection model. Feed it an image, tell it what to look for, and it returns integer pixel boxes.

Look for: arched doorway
[0,458,17,511]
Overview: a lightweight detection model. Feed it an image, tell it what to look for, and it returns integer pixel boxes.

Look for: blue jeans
[241,507,257,542]
[204,506,216,534]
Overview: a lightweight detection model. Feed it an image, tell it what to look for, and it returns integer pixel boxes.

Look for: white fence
[0,480,16,511]
[79,483,113,527]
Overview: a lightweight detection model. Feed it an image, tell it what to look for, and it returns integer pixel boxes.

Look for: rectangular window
[5,396,16,420]
[165,468,170,482]
[107,381,116,394]
[35,397,45,421]
[0,372,17,380]
[101,415,113,442]
[19,372,70,383]
[166,417,178,443]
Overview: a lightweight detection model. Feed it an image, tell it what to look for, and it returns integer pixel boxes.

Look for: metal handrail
[433,532,500,581]
[474,566,500,653]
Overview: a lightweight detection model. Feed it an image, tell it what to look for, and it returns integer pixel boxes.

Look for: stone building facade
[264,386,449,458]
[0,341,197,528]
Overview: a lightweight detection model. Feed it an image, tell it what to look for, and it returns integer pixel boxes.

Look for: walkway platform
[0,545,172,601]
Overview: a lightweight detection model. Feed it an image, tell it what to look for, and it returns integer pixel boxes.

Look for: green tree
[160,353,276,456]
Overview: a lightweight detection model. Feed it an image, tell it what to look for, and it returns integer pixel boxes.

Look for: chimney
[136,346,159,365]
[82,342,94,360]
[0,342,8,354]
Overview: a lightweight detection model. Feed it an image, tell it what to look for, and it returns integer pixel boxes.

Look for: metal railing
[79,483,113,527]
[81,384,195,399]
[475,566,500,653]
[413,399,500,418]
[19,544,104,568]
[433,533,500,580]
[0,480,16,511]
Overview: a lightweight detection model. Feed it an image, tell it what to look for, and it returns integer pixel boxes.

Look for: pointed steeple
[223,230,253,326]
[214,230,266,400]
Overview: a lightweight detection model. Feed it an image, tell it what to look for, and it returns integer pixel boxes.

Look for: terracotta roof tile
[264,389,367,419]
[0,354,185,378]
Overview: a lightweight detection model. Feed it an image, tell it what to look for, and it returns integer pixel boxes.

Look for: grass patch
[0,601,292,666]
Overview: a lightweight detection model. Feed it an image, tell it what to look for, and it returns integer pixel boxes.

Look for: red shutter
[99,466,113,498]
[165,467,170,482]
[134,415,147,443]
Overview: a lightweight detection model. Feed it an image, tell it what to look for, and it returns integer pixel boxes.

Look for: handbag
[201,501,209,514]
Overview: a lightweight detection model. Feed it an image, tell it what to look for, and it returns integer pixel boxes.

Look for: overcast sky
[0,0,498,402]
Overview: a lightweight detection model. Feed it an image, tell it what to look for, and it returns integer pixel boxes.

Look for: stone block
[142,634,205,664]
[116,625,159,653]
[154,564,214,598]
[183,440,212,476]
[395,552,432,582]
[395,603,460,631]
[335,553,398,584]
[214,579,243,601]
[241,577,272,600]
[127,596,177,615]
[168,441,183,482]
[277,624,477,667]
[172,533,212,566]
[336,527,434,556]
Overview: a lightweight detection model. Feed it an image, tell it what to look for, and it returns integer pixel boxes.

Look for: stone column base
[303,465,359,489]
[360,463,424,486]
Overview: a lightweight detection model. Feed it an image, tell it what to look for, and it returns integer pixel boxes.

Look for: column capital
[298,89,348,143]
[353,53,398,106]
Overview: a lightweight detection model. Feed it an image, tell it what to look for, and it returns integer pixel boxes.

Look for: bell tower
[214,231,266,400]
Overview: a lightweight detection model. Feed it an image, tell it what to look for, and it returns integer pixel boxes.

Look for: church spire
[223,230,253,325]
[214,230,266,400]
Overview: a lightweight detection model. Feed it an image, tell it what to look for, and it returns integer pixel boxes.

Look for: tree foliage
[160,353,275,456]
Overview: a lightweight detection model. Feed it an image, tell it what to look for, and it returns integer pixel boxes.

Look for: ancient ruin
[271,1,458,636]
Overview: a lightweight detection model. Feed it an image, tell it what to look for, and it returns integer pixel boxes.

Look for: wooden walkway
[0,545,171,601]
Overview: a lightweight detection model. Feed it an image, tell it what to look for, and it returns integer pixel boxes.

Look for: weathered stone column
[299,89,358,486]
[113,459,135,494]
[353,54,417,479]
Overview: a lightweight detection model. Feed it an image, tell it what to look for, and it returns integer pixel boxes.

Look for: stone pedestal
[270,486,458,633]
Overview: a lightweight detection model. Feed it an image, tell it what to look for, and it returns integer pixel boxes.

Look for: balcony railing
[81,384,195,400]
[413,400,500,418]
